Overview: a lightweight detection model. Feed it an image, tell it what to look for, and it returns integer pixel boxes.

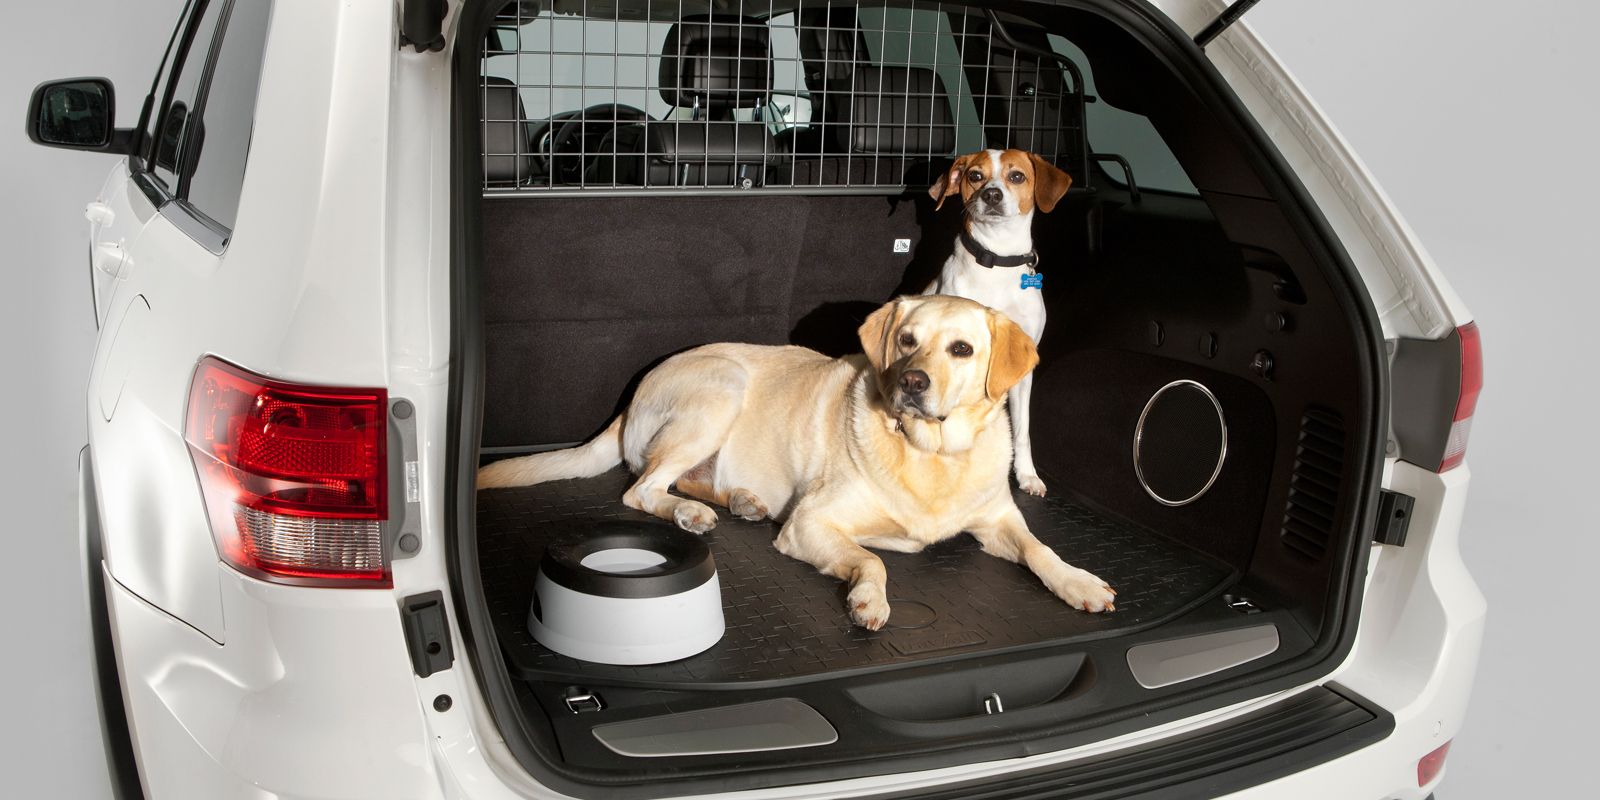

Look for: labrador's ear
[1028,153,1073,214]
[928,154,969,210]
[859,298,907,375]
[986,310,1040,399]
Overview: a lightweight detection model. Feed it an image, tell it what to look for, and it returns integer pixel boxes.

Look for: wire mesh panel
[480,0,1088,195]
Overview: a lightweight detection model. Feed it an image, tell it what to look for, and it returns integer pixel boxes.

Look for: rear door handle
[85,201,115,227]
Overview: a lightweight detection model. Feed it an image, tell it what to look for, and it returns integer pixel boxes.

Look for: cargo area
[479,466,1235,687]
[453,1,1384,796]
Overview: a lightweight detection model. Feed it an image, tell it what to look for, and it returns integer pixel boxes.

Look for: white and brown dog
[927,149,1072,497]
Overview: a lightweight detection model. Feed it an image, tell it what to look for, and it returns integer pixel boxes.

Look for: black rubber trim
[447,0,1389,795]
[1390,330,1463,472]
[80,447,147,800]
[866,684,1393,800]
[537,521,716,599]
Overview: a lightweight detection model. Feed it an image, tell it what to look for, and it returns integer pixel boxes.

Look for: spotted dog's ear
[929,154,972,211]
[859,297,908,375]
[985,309,1040,400]
[1028,153,1073,214]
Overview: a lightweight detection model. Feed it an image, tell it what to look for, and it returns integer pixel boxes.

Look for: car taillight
[185,356,390,587]
[1439,323,1482,471]
[1417,739,1451,786]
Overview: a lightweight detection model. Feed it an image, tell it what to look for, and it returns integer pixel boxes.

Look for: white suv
[32,0,1483,798]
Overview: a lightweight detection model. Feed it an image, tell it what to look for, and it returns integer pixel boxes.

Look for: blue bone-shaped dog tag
[1020,272,1044,290]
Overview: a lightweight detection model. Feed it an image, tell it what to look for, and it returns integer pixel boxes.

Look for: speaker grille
[1280,408,1346,561]
[1134,380,1227,507]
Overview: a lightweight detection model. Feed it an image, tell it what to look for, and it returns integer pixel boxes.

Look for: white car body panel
[77,0,1484,797]
[106,566,443,799]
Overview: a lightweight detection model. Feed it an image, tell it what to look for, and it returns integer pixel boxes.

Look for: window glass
[762,13,813,132]
[484,14,673,121]
[151,0,225,189]
[1049,34,1197,195]
[185,0,273,230]
[858,6,983,153]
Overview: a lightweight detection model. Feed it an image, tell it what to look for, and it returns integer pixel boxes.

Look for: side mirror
[26,78,132,154]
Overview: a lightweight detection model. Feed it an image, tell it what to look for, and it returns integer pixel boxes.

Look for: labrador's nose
[981,186,1003,206]
[900,369,930,395]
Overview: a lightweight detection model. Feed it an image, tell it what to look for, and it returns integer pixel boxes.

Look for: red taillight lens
[184,357,390,586]
[1439,323,1483,471]
[1417,739,1451,786]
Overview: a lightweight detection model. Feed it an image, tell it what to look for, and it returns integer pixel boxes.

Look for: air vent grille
[1281,408,1345,561]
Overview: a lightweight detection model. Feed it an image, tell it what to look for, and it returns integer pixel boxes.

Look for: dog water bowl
[529,521,723,665]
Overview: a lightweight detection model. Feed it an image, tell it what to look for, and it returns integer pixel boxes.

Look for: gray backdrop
[2,0,1591,796]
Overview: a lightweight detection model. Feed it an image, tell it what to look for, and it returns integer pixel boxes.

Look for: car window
[857,6,983,153]
[150,0,226,190]
[1049,34,1197,195]
[183,0,273,231]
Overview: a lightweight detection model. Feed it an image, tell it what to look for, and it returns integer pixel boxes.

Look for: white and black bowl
[528,521,723,665]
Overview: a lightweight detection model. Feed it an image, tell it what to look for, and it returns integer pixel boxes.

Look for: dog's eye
[898,332,917,349]
[948,341,973,358]
[967,170,984,183]
[1008,171,1026,184]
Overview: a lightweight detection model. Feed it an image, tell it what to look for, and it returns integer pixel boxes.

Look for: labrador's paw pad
[673,502,718,534]
[847,582,891,631]
[1052,568,1116,613]
[728,488,769,521]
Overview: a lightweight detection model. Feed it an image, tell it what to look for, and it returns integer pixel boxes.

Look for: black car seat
[482,76,534,187]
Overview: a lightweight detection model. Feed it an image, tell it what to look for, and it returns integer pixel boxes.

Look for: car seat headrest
[658,14,771,113]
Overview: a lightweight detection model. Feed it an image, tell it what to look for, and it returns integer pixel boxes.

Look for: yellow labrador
[478,295,1115,629]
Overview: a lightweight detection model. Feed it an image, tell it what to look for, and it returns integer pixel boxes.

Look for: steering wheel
[547,104,650,184]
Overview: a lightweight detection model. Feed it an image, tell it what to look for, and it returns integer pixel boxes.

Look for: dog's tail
[476,416,624,489]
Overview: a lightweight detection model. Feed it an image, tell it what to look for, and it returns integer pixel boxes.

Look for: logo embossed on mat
[888,629,986,656]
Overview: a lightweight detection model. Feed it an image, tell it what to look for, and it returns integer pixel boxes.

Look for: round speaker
[1134,380,1227,507]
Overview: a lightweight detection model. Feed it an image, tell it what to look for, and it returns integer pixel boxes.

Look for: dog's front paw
[673,501,718,534]
[1048,567,1116,613]
[728,488,769,521]
[1017,473,1047,497]
[847,582,891,630]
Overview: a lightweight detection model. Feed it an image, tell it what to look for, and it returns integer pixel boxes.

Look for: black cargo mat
[477,468,1235,687]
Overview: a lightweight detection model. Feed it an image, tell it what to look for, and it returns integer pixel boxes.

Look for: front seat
[481,76,534,187]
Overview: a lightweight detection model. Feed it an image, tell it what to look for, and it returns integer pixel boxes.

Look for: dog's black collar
[960,229,1038,269]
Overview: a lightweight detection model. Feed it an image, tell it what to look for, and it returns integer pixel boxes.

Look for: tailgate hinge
[1373,489,1415,547]
[401,591,455,677]
[1195,0,1265,48]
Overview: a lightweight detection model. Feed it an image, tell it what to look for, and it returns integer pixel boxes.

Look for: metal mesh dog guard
[480,0,1090,194]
